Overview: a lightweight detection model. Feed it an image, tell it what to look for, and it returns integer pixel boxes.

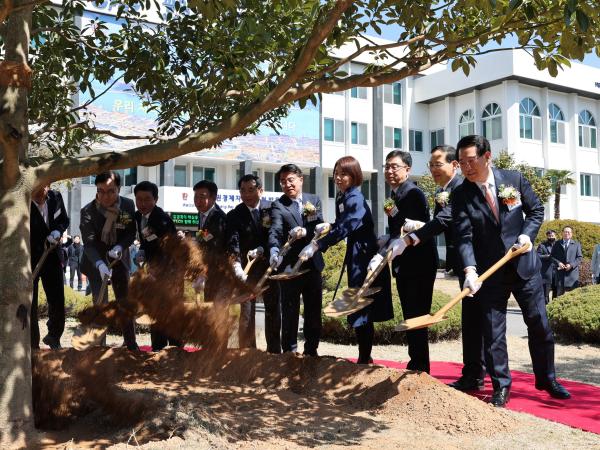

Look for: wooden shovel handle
[356,248,393,298]
[434,243,532,319]
[95,257,120,306]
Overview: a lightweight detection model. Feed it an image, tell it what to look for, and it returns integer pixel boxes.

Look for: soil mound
[34,347,518,448]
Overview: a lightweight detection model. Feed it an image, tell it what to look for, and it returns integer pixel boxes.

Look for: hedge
[547,284,600,344]
[37,284,92,318]
[537,219,600,259]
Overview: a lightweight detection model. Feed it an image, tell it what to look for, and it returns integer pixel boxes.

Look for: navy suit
[537,240,556,303]
[452,168,556,390]
[196,204,227,302]
[226,199,281,351]
[388,179,438,373]
[551,239,583,295]
[269,192,324,355]
[30,190,70,348]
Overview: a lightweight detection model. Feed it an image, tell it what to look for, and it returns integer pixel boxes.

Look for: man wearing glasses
[381,151,438,373]
[452,135,569,407]
[268,164,324,356]
[80,171,138,350]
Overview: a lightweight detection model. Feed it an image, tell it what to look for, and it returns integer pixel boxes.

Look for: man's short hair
[334,156,363,186]
[193,180,218,196]
[431,145,457,163]
[546,229,557,235]
[95,171,121,187]
[456,135,490,157]
[385,150,412,168]
[562,226,573,232]
[238,174,263,190]
[134,181,159,200]
[276,163,303,180]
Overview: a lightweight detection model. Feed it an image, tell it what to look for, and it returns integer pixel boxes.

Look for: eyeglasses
[280,176,300,186]
[383,164,409,172]
[427,162,448,169]
[458,156,481,168]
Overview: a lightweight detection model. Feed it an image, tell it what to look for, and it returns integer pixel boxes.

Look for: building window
[458,109,475,138]
[361,180,371,200]
[351,122,368,145]
[384,126,402,149]
[580,173,599,197]
[303,173,314,194]
[81,176,94,185]
[159,163,165,186]
[328,176,336,198]
[193,166,216,185]
[548,103,566,144]
[383,82,402,105]
[350,86,367,99]
[430,129,445,148]
[174,165,187,187]
[519,98,541,140]
[578,110,597,148]
[482,102,502,140]
[264,171,282,192]
[409,129,423,152]
[324,117,345,143]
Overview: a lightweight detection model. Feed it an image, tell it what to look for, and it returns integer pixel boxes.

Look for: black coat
[135,206,177,263]
[550,239,583,288]
[196,204,227,251]
[30,190,70,265]
[537,240,555,284]
[67,243,84,267]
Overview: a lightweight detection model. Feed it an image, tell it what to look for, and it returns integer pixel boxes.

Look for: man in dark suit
[551,226,583,296]
[80,171,138,351]
[30,185,70,349]
[382,150,438,373]
[226,174,280,351]
[537,229,557,303]
[403,145,486,390]
[134,181,182,351]
[452,135,570,407]
[194,180,227,302]
[67,235,84,291]
[268,164,324,356]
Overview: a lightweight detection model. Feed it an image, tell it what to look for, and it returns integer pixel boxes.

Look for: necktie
[252,208,260,224]
[141,215,148,230]
[296,199,302,215]
[564,240,569,251]
[391,189,397,200]
[200,213,206,228]
[483,183,499,222]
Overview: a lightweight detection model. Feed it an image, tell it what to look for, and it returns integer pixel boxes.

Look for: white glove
[403,218,425,233]
[314,223,331,236]
[464,268,481,297]
[376,234,389,250]
[390,238,408,258]
[192,275,206,292]
[248,246,264,259]
[367,253,384,273]
[135,249,146,265]
[98,263,112,280]
[177,230,185,240]
[233,261,248,282]
[47,230,61,244]
[516,234,532,252]
[108,245,123,260]
[290,226,307,239]
[299,242,319,260]
[269,248,283,268]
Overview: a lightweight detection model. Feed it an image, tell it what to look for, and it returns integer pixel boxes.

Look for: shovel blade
[135,314,155,326]
[323,296,374,318]
[394,314,446,332]
[269,269,309,281]
[341,286,381,298]
[71,326,107,351]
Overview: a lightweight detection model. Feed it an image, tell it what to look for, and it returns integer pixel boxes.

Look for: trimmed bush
[537,219,600,259]
[322,288,461,345]
[321,241,348,291]
[547,284,600,343]
[579,258,594,287]
[37,284,93,318]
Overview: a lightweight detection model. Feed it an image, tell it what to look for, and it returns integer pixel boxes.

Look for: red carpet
[372,359,600,435]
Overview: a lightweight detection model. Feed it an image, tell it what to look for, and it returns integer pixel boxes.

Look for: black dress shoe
[42,335,61,350]
[535,380,571,399]
[490,387,510,407]
[357,357,374,365]
[448,376,485,392]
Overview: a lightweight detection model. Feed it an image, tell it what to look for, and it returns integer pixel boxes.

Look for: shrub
[321,241,347,291]
[322,288,461,345]
[37,284,92,318]
[537,219,600,259]
[547,284,600,343]
[579,258,594,287]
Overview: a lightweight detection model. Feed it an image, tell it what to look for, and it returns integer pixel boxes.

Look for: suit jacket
[135,206,177,263]
[387,179,438,275]
[79,196,136,275]
[536,240,555,284]
[452,168,543,279]
[413,175,462,273]
[550,239,583,288]
[268,192,325,272]
[30,190,70,264]
[591,244,600,280]
[196,203,227,251]
[226,199,273,280]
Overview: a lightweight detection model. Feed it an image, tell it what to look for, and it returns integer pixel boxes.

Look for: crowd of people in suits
[29,134,581,408]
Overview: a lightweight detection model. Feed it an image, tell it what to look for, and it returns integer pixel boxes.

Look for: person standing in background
[67,235,84,291]
[537,230,557,303]
[551,226,583,296]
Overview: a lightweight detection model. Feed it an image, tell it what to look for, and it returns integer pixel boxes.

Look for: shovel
[72,256,120,350]
[395,243,532,332]
[32,240,59,280]
[224,247,268,304]
[270,223,331,281]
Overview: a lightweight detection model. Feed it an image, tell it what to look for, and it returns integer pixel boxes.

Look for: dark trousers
[478,267,555,390]
[69,263,83,289]
[86,262,137,348]
[281,269,322,355]
[542,281,552,304]
[238,300,257,348]
[263,281,281,353]
[31,252,65,348]
[395,268,436,373]
[460,276,486,380]
[355,321,374,364]
[151,326,182,351]
[555,280,578,297]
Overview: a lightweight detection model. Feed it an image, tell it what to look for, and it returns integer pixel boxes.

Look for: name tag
[54,209,61,219]
[507,200,522,211]
[146,234,158,242]
[338,204,345,213]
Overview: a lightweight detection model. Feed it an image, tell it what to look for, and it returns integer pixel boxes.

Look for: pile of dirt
[34,347,519,448]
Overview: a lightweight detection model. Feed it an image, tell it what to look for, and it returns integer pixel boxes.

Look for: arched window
[481,103,502,140]
[519,98,541,140]
[458,109,475,138]
[578,110,597,148]
[548,103,565,144]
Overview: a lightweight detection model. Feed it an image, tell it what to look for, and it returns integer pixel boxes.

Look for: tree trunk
[553,185,561,220]
[0,184,36,448]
